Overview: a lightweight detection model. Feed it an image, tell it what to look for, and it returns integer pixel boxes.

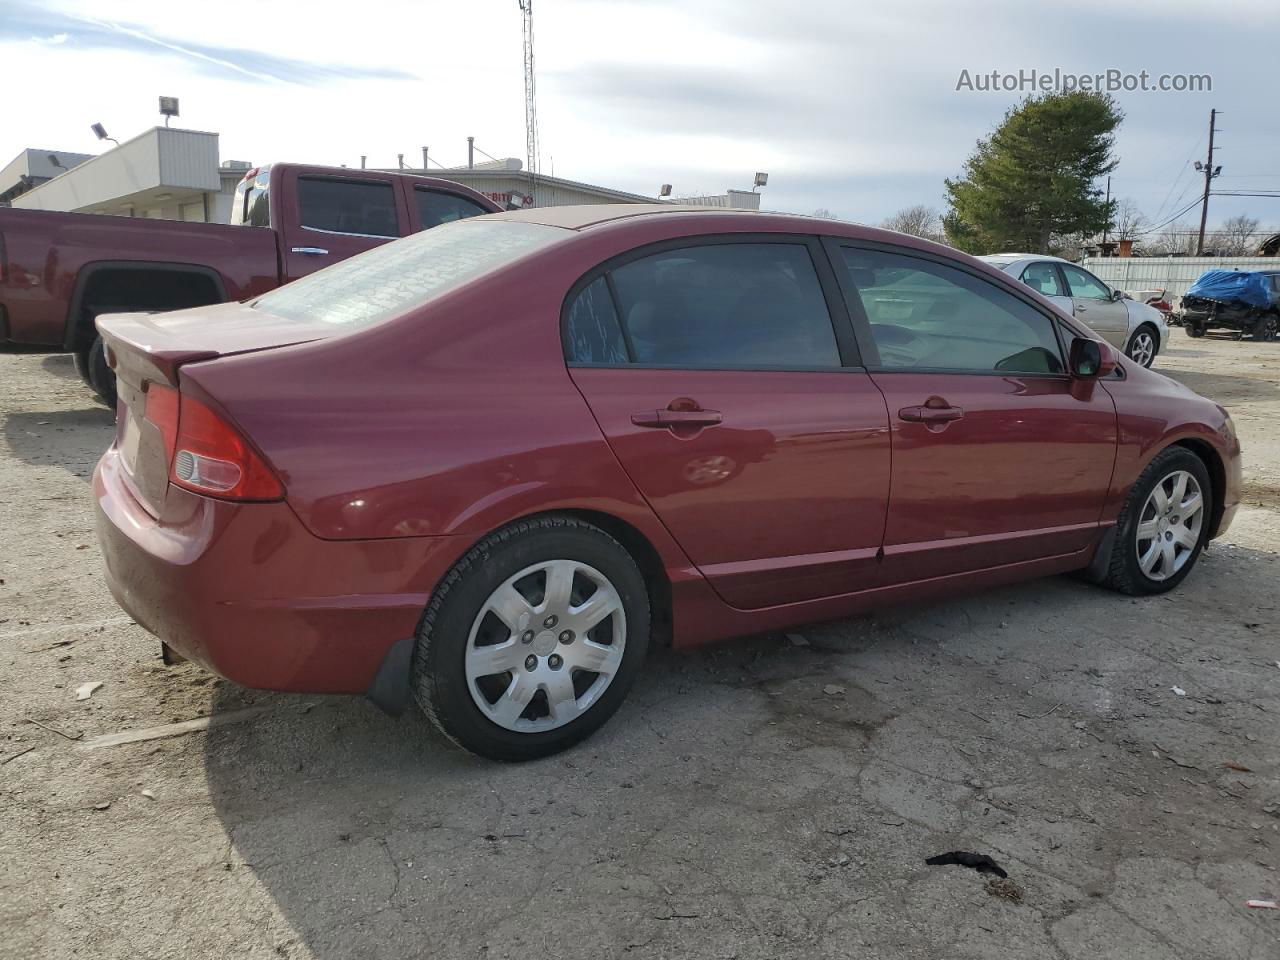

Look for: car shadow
[197,551,1280,958]
[40,354,81,381]
[200,620,914,958]
[3,409,115,480]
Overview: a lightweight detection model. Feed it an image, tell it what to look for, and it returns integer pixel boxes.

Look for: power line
[1151,131,1204,224]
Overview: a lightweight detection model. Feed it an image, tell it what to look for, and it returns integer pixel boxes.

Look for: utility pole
[1196,108,1221,256]
[1102,175,1111,249]
[422,146,429,170]
[467,136,474,169]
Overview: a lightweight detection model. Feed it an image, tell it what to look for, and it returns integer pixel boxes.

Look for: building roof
[376,164,658,205]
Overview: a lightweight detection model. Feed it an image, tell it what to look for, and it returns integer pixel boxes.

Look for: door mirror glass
[1111,288,1126,302]
[1069,337,1118,377]
[1069,337,1101,377]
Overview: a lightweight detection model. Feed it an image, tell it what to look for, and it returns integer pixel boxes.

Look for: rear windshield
[252,219,565,328]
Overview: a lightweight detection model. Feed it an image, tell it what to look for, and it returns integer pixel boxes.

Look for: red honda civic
[93,206,1241,760]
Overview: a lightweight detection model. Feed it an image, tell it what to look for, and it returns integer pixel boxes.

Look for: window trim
[295,174,400,239]
[823,237,1071,378]
[561,233,862,371]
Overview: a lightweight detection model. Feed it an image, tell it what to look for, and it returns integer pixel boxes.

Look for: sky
[2,0,1277,234]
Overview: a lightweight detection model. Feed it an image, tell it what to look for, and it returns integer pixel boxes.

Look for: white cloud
[2,0,1276,225]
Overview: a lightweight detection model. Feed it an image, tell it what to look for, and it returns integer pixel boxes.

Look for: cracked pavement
[2,335,1278,959]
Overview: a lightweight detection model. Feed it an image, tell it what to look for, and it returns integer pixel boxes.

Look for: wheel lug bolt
[548,654,563,669]
[559,630,574,644]
[543,614,558,628]
[525,655,538,671]
[521,630,535,644]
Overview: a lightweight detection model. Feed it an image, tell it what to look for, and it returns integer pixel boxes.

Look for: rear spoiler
[97,312,218,387]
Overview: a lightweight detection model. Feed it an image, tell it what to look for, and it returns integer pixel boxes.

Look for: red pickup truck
[0,163,502,402]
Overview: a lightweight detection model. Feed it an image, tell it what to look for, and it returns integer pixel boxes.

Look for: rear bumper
[93,446,464,694]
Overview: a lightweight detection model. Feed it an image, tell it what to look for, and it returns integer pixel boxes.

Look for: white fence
[1082,256,1279,305]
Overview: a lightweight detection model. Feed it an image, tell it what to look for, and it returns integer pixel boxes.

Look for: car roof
[487,203,840,232]
[980,253,1074,265]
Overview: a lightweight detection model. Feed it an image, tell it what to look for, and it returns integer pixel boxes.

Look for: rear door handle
[291,246,330,255]
[898,404,963,423]
[631,409,723,428]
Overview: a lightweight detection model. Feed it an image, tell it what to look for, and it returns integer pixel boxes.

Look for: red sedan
[93,206,1242,760]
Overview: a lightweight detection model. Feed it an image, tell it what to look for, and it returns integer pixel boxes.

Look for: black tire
[72,343,95,385]
[85,335,117,408]
[1252,315,1278,342]
[1184,323,1204,338]
[1101,447,1213,596]
[1125,324,1159,367]
[411,516,650,761]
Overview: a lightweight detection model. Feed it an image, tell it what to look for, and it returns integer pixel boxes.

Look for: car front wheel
[1126,326,1158,367]
[411,516,650,761]
[1102,447,1212,595]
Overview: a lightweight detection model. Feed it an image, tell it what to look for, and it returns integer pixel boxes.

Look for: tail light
[144,383,283,501]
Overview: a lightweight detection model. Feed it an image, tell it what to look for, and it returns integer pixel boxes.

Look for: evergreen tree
[944,92,1122,255]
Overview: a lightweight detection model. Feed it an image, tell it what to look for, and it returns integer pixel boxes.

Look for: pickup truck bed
[0,209,279,348]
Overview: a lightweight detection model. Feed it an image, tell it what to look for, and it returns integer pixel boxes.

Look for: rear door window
[1020,261,1065,297]
[600,243,841,368]
[298,177,399,237]
[415,189,492,230]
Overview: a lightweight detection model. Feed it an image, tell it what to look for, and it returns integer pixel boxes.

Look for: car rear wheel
[1101,447,1212,596]
[1126,326,1158,367]
[85,335,116,408]
[411,516,650,761]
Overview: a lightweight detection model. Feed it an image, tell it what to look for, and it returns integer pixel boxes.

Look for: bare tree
[811,208,837,219]
[1144,221,1197,257]
[882,205,943,241]
[1112,198,1148,240]
[1210,214,1261,256]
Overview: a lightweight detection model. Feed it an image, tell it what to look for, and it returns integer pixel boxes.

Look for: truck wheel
[86,335,117,408]
[1253,316,1278,342]
[1184,323,1204,338]
[411,516,650,761]
[72,344,95,385]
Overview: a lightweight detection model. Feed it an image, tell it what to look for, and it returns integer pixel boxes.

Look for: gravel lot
[2,332,1277,960]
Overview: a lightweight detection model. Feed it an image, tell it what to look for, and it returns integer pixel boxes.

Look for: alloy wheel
[464,559,626,732]
[1135,470,1204,582]
[1128,330,1156,367]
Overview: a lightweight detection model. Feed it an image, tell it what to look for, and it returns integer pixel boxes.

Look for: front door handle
[898,404,963,423]
[290,246,330,255]
[631,409,723,429]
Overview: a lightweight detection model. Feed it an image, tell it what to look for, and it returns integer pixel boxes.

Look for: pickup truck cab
[0,163,502,402]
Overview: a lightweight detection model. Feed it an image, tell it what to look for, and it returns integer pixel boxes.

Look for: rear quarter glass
[251,219,566,330]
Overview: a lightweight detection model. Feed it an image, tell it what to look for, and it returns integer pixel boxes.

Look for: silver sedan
[980,254,1169,367]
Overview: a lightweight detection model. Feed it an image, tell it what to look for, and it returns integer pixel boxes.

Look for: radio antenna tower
[519,0,540,178]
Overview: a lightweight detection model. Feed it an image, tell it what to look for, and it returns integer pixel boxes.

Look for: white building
[0,148,93,206]
[6,127,246,223]
[378,157,761,210]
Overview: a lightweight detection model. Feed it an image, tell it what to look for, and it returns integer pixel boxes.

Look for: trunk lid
[99,300,329,517]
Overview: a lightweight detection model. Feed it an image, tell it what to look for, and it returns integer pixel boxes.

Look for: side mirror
[1069,337,1118,377]
[1111,288,1126,302]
